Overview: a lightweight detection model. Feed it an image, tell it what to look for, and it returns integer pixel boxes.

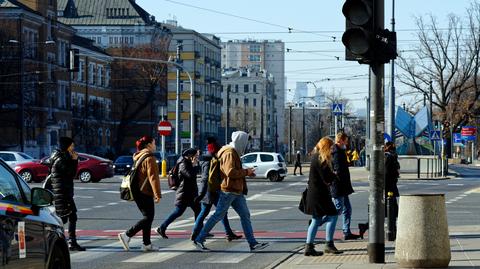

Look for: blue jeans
[306,214,338,243]
[161,204,200,230]
[333,196,353,235]
[192,202,234,237]
[195,191,257,246]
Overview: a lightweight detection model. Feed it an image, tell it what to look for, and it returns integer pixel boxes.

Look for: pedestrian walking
[118,136,162,252]
[302,137,343,256]
[157,148,201,239]
[331,132,361,240]
[193,131,269,252]
[44,137,85,251]
[294,151,303,175]
[191,137,242,242]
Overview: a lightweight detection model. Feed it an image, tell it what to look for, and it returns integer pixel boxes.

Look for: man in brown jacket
[118,136,161,252]
[193,131,269,252]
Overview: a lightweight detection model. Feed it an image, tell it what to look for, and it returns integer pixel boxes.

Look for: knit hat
[59,137,74,151]
[182,148,197,158]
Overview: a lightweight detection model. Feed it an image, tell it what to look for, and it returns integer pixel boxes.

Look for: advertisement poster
[18,221,26,259]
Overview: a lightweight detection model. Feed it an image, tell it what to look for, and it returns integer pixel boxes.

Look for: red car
[14,153,114,183]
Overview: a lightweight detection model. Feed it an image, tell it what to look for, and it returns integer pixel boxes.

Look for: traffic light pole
[368,0,386,263]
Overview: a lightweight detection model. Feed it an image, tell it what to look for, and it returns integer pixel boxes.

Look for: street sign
[461,126,476,141]
[453,133,464,146]
[332,103,343,115]
[429,130,441,141]
[157,121,172,136]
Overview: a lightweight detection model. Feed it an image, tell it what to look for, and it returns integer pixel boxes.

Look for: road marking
[102,191,119,194]
[71,239,132,263]
[108,202,119,206]
[75,195,94,199]
[199,241,253,263]
[466,187,480,194]
[281,206,293,210]
[75,187,104,190]
[122,240,202,263]
[78,208,92,211]
[93,205,105,209]
[247,194,300,202]
[448,184,464,186]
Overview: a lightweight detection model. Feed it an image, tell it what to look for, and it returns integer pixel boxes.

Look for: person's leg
[191,202,201,220]
[230,194,256,246]
[161,205,187,230]
[299,163,303,175]
[306,216,321,244]
[293,164,297,175]
[141,196,155,246]
[192,203,212,237]
[333,196,349,235]
[196,192,234,243]
[126,193,153,238]
[323,214,338,242]
[343,196,353,234]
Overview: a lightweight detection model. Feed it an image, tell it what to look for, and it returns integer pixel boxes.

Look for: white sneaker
[141,244,158,252]
[118,232,130,251]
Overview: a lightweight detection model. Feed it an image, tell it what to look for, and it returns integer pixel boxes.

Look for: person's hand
[194,195,203,204]
[70,151,78,160]
[154,197,161,203]
[246,168,255,177]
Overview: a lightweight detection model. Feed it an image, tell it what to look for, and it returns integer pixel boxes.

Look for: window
[244,84,249,93]
[98,129,103,146]
[253,84,257,93]
[234,84,238,93]
[249,44,261,53]
[58,84,67,109]
[97,37,102,44]
[0,163,23,203]
[235,98,238,105]
[241,154,257,164]
[244,98,249,106]
[260,154,274,162]
[130,37,134,44]
[78,60,84,82]
[249,55,261,62]
[97,65,103,86]
[253,99,257,107]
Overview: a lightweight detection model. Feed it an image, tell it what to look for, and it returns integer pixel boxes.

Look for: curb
[265,244,304,269]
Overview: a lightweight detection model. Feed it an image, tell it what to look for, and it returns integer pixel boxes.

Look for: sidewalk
[271,226,480,268]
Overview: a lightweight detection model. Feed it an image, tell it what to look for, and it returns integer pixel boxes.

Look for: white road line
[448,184,464,186]
[75,195,94,199]
[247,194,301,202]
[78,208,92,211]
[93,205,105,209]
[71,239,135,263]
[199,241,252,263]
[108,202,119,206]
[102,191,119,194]
[280,206,293,210]
[122,240,202,263]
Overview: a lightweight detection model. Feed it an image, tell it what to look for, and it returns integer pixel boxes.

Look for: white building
[221,39,285,151]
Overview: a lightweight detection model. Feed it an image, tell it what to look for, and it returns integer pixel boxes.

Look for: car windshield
[116,156,133,163]
[277,154,285,162]
[18,153,34,160]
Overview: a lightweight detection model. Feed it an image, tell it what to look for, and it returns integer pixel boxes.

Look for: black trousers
[61,209,78,241]
[126,191,155,245]
[294,162,302,174]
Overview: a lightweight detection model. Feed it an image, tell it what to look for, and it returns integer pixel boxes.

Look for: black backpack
[167,159,182,190]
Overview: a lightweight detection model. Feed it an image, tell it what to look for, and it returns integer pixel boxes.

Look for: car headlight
[126,164,131,168]
[113,165,116,168]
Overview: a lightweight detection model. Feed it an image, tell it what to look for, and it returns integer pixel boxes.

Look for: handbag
[298,188,308,213]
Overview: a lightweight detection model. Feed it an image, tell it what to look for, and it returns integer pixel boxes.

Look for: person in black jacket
[157,148,201,238]
[331,132,361,240]
[191,139,242,242]
[303,137,343,256]
[44,137,85,251]
[294,151,303,176]
[385,142,400,212]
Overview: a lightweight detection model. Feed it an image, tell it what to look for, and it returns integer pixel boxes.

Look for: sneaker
[156,227,168,239]
[69,241,86,251]
[344,233,361,240]
[118,232,130,251]
[226,233,243,242]
[192,240,210,252]
[141,244,158,252]
[250,242,269,252]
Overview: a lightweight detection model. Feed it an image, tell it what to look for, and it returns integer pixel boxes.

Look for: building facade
[222,68,276,151]
[0,0,75,158]
[221,39,285,150]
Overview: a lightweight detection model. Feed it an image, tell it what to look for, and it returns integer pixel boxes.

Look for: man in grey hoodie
[193,131,269,252]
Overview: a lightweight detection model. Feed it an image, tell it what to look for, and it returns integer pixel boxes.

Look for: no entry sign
[158,121,172,136]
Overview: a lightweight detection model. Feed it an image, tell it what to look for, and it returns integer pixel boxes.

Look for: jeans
[196,191,257,246]
[192,202,234,237]
[333,195,353,235]
[306,214,338,243]
[161,203,200,230]
[126,191,155,245]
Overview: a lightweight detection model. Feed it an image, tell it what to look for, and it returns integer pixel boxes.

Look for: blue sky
[138,0,474,111]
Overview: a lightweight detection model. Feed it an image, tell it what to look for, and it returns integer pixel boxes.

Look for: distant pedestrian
[303,137,343,256]
[331,132,361,240]
[385,142,400,213]
[157,148,201,239]
[118,136,161,252]
[191,137,242,242]
[193,131,269,252]
[44,137,86,251]
[294,151,303,175]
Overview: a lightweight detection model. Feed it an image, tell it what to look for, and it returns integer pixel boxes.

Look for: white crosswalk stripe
[199,241,252,263]
[122,240,211,263]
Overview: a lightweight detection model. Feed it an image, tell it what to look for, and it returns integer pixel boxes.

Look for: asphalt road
[29,164,480,269]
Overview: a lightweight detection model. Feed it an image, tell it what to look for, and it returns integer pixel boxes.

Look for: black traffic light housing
[342,0,397,64]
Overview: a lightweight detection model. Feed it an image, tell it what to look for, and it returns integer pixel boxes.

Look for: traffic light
[342,0,397,64]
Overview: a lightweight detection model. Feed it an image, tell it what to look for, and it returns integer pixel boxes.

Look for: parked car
[241,152,288,182]
[0,151,35,167]
[14,153,114,183]
[113,155,133,175]
[0,159,71,268]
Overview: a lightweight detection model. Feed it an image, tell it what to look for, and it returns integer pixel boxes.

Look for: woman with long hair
[303,137,343,256]
[118,136,161,252]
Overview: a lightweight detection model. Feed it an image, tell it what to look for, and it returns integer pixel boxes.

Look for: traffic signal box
[342,0,397,64]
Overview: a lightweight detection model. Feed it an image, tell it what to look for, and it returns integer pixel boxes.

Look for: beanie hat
[59,137,74,151]
[182,148,197,158]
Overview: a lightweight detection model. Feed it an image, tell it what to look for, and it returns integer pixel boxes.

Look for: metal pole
[175,41,182,155]
[368,0,385,263]
[289,105,293,163]
[225,85,229,144]
[190,75,194,148]
[85,56,89,153]
[18,39,24,152]
[244,97,247,131]
[365,96,370,169]
[334,114,338,136]
[388,0,396,142]
[260,95,264,151]
[302,104,306,157]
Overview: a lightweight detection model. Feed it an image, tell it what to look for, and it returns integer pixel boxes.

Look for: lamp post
[175,40,182,155]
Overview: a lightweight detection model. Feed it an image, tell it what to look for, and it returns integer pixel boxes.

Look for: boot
[304,243,323,256]
[69,238,86,251]
[324,241,343,254]
[358,223,369,239]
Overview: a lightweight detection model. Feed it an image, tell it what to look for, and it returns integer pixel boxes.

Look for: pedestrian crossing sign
[332,103,343,115]
[429,130,441,141]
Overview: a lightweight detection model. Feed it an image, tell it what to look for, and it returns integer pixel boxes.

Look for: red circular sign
[158,121,172,136]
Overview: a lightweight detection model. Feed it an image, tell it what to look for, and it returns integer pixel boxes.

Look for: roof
[0,0,42,16]
[57,0,153,26]
[72,35,109,56]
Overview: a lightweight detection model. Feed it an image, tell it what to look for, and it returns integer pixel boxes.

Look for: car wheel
[268,171,280,182]
[277,176,285,182]
[79,170,92,183]
[19,170,34,183]
[47,244,69,269]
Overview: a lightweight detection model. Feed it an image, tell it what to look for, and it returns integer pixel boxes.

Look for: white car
[241,152,288,182]
[0,151,35,167]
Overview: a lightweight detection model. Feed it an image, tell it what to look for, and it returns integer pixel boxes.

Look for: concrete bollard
[395,194,450,268]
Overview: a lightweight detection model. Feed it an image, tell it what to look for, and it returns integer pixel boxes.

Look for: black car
[0,159,70,268]
[113,155,133,175]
